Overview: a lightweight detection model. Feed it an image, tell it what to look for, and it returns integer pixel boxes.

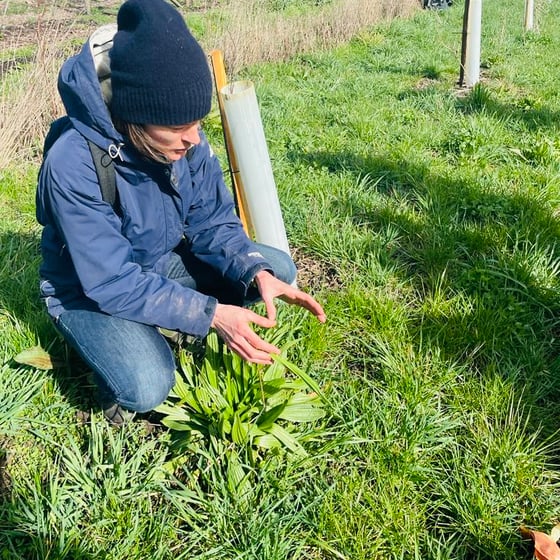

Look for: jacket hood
[58,24,124,151]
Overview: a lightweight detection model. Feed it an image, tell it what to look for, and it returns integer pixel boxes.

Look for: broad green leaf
[230,350,245,381]
[279,403,326,423]
[193,386,216,414]
[172,371,194,401]
[201,378,229,409]
[232,413,249,444]
[227,451,252,500]
[205,331,222,371]
[279,379,308,391]
[272,354,330,405]
[183,391,205,413]
[227,454,245,491]
[259,379,286,396]
[225,372,239,404]
[161,418,192,431]
[154,403,192,420]
[204,360,220,389]
[286,391,322,405]
[178,349,195,377]
[268,423,308,456]
[257,402,287,429]
[254,433,283,450]
[218,417,232,437]
[263,356,286,381]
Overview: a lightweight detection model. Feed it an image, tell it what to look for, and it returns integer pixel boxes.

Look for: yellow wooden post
[209,50,253,237]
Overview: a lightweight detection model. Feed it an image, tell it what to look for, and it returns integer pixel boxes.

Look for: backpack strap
[43,117,121,216]
[87,140,121,216]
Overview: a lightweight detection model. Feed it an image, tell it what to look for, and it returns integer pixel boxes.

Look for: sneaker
[103,402,135,427]
[158,327,184,345]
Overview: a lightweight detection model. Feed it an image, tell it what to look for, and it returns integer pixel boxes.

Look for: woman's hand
[210,303,279,364]
[210,271,326,364]
[253,270,327,324]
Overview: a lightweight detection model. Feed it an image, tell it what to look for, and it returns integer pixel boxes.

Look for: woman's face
[144,121,201,161]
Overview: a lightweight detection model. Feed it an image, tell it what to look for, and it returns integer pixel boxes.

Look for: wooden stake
[209,50,252,237]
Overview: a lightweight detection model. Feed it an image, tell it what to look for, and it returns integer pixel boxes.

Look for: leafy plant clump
[156,328,328,494]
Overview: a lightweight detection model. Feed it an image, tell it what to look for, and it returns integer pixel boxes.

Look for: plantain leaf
[278,403,326,423]
[279,379,308,391]
[178,348,195,377]
[225,372,239,404]
[230,349,244,378]
[260,379,285,396]
[286,391,322,405]
[272,354,330,405]
[257,402,287,430]
[254,433,283,450]
[159,320,327,464]
[263,356,285,381]
[227,450,252,500]
[161,418,192,431]
[218,417,232,438]
[267,423,308,456]
[201,378,229,409]
[232,413,249,445]
[227,453,245,491]
[171,370,194,401]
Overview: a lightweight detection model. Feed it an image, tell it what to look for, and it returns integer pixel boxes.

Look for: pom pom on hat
[110,0,212,125]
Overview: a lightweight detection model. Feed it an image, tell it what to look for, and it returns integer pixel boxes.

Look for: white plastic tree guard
[524,0,534,31]
[220,81,291,257]
[464,0,482,87]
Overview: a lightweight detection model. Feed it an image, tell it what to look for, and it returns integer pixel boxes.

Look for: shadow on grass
[398,79,560,131]
[455,89,560,132]
[0,231,96,416]
[288,146,560,433]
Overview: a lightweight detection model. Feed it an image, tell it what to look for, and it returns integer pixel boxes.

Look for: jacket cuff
[183,295,217,338]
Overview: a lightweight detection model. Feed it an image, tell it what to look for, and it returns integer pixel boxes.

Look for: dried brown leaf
[14,346,62,370]
[521,527,560,560]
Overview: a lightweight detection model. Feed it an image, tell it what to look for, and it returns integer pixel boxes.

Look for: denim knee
[115,361,176,413]
[55,309,177,413]
[255,244,297,285]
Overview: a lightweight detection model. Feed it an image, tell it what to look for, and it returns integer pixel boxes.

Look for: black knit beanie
[110,0,212,125]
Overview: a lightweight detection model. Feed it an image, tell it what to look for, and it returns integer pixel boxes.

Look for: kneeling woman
[36,0,326,423]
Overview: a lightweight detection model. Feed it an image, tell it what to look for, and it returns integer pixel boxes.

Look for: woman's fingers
[211,304,279,363]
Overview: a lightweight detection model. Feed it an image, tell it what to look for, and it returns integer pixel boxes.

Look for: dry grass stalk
[207,0,420,76]
[0,24,68,170]
[0,0,419,170]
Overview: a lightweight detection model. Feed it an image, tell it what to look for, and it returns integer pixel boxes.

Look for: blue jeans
[55,243,296,412]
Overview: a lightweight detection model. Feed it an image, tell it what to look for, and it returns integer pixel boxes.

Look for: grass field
[1,0,560,558]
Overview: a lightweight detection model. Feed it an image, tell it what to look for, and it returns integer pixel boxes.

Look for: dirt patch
[292,248,342,293]
[0,439,12,499]
[0,1,221,53]
[0,1,121,52]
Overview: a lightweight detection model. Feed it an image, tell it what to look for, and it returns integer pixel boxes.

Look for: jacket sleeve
[183,132,272,297]
[37,136,216,337]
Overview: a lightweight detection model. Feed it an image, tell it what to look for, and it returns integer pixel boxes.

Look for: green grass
[2,1,560,558]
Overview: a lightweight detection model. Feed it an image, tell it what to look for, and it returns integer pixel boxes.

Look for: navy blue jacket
[36,40,270,338]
